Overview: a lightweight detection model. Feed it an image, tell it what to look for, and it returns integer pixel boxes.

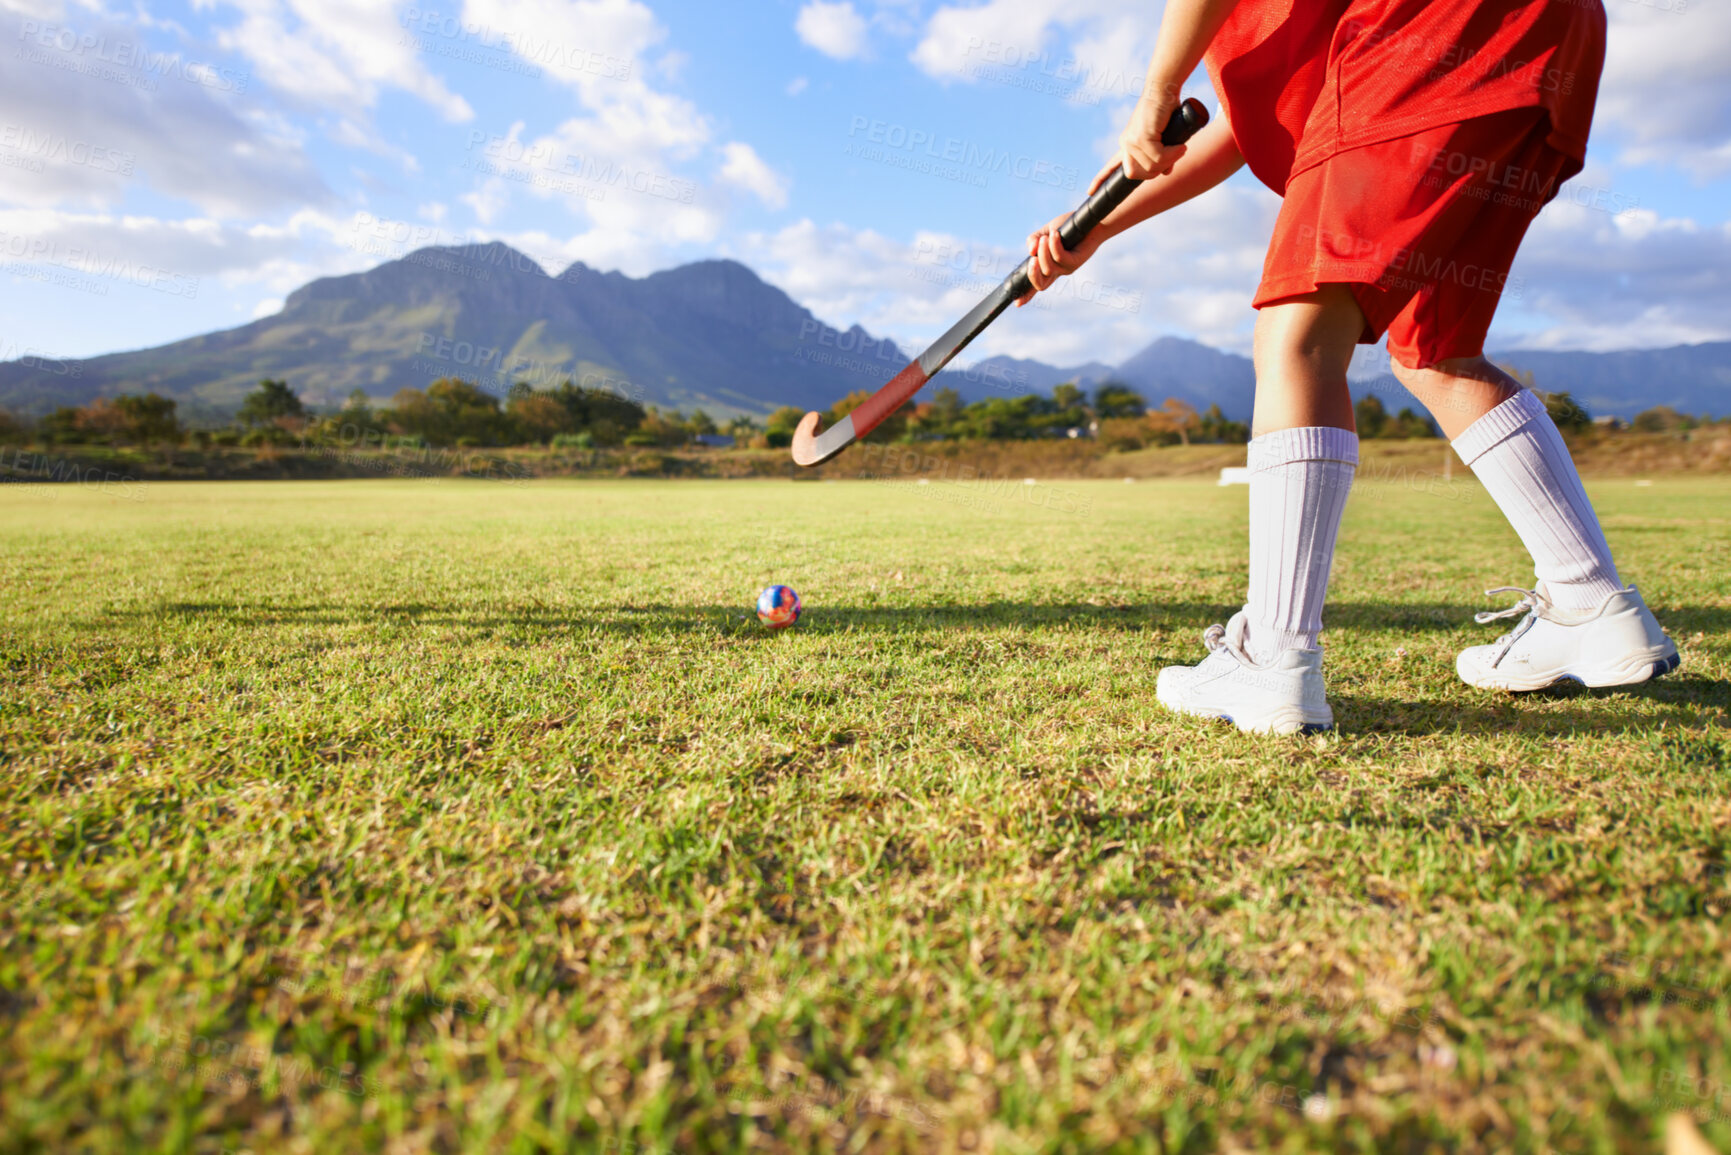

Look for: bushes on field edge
[0,375,1723,454]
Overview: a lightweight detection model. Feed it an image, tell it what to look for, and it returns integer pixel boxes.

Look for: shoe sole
[1462,648,1681,693]
[1163,702,1334,736]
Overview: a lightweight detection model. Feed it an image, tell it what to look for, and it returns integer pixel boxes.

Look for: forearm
[1146,0,1243,102]
[1095,116,1243,241]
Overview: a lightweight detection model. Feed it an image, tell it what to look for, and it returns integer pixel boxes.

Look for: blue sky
[0,0,1727,374]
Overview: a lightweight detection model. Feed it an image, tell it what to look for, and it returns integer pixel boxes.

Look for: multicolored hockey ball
[756,585,802,629]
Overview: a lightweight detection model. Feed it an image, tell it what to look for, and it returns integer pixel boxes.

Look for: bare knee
[1389,354,1522,438]
[1394,354,1517,393]
[1252,285,1364,380]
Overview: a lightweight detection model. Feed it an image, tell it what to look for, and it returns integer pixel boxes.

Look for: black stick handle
[910,97,1213,392]
[1009,97,1210,299]
[1058,98,1210,247]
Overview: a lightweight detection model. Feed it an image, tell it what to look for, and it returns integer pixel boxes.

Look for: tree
[507,391,574,443]
[548,381,646,446]
[909,387,965,439]
[1632,406,1690,433]
[383,379,510,445]
[1092,382,1147,418]
[113,394,181,443]
[1155,398,1200,446]
[1052,382,1086,413]
[686,409,718,437]
[630,407,690,448]
[0,407,22,443]
[1355,394,1389,438]
[237,379,306,428]
[59,394,181,445]
[765,406,805,448]
[1386,407,1439,438]
[1197,404,1249,444]
[40,407,86,443]
[829,390,909,443]
[1543,391,1592,434]
[336,390,374,427]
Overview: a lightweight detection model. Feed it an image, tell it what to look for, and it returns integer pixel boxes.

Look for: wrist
[1139,77,1184,109]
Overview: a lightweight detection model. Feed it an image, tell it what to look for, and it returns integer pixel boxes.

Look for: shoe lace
[1202,612,1256,667]
[1474,586,1550,626]
[1473,586,1552,665]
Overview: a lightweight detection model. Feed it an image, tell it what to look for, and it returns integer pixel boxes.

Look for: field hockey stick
[790,97,1210,468]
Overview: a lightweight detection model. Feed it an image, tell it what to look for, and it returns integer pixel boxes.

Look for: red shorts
[1255,108,1575,370]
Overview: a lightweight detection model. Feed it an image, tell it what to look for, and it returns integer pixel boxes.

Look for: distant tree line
[0,377,1718,452]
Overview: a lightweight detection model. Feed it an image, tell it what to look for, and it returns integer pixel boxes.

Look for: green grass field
[2,476,1728,1155]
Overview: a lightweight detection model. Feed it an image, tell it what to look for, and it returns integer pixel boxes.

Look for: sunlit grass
[1,476,1727,1154]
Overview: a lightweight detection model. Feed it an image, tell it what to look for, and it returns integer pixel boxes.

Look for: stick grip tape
[1056,98,1211,249]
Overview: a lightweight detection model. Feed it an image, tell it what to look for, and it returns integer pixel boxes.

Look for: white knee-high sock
[1244,427,1359,663]
[1451,389,1622,612]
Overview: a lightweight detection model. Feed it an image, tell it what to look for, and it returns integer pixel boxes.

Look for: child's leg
[1394,351,1675,690]
[1242,285,1363,663]
[1155,286,1361,734]
[1392,354,1622,612]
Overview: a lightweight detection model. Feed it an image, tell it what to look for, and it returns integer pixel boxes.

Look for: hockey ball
[756,585,802,629]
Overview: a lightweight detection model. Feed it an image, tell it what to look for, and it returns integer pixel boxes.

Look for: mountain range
[0,242,1725,423]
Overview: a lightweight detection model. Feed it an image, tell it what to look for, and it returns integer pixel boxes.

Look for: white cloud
[911,0,1156,95]
[797,2,870,60]
[1497,202,1731,350]
[743,167,1731,369]
[0,206,337,297]
[0,9,328,217]
[459,178,511,225]
[718,142,789,210]
[460,0,665,96]
[1597,2,1731,177]
[744,177,1279,369]
[786,76,809,96]
[198,0,473,122]
[446,0,757,268]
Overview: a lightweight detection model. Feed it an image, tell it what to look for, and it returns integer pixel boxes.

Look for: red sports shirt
[1204,0,1607,195]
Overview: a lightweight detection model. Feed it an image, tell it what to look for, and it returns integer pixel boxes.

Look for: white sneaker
[1457,583,1681,692]
[1155,612,1334,735]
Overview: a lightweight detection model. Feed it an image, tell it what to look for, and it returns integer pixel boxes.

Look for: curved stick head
[790,411,826,467]
[789,410,857,468]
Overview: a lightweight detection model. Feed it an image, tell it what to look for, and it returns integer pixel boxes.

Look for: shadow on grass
[135,597,1731,639]
[109,599,1728,736]
[1336,683,1729,739]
